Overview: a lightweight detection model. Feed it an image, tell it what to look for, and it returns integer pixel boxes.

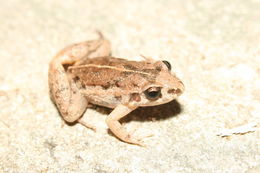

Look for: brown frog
[48,35,184,146]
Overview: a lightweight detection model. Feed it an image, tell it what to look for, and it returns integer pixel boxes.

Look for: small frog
[48,35,184,146]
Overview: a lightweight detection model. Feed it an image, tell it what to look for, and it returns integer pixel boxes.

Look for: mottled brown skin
[49,36,184,146]
[70,57,159,91]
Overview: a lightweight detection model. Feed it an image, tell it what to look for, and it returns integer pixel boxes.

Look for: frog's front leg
[106,104,145,146]
[49,38,111,123]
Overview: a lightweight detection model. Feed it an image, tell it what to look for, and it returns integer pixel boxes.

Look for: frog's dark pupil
[144,87,161,100]
[162,60,171,70]
[148,91,160,98]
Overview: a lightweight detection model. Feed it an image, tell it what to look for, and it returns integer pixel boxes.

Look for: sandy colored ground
[0,0,259,172]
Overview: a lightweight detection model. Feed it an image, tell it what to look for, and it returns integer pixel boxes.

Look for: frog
[48,35,184,146]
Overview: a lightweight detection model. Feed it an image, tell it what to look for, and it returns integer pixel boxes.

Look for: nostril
[168,89,182,96]
[175,89,182,96]
[167,89,175,94]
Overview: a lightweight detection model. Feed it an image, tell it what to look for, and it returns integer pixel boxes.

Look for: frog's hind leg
[49,60,88,123]
[49,63,96,131]
[49,36,111,123]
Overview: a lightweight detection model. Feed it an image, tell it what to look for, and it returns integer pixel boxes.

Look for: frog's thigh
[87,39,111,58]
[49,64,87,123]
[64,81,88,122]
[106,104,143,145]
[72,39,111,64]
[54,38,111,66]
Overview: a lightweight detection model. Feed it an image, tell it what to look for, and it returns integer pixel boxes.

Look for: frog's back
[67,57,163,107]
[68,57,161,91]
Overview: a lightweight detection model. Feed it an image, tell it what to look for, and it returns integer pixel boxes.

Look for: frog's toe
[127,137,146,147]
[78,118,97,131]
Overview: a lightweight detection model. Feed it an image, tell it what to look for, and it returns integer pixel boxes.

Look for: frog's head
[130,60,184,107]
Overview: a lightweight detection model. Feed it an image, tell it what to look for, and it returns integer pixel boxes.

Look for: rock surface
[0,0,259,172]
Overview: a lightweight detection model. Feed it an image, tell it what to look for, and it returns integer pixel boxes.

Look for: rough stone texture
[0,0,259,172]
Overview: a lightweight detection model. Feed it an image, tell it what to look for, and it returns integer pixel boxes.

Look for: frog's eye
[162,60,171,71]
[144,87,161,100]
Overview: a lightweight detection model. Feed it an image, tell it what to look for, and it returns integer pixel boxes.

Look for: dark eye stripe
[162,60,171,71]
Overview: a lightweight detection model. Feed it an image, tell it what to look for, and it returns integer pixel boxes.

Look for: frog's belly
[86,95,122,108]
[80,85,131,108]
